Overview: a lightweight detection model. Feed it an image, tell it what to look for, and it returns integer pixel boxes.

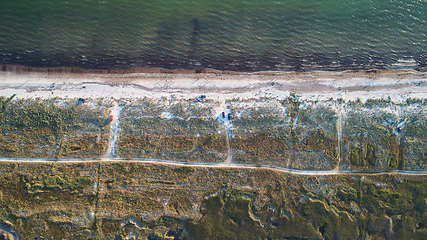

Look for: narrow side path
[225,129,233,164]
[334,102,344,171]
[213,98,233,164]
[104,101,122,157]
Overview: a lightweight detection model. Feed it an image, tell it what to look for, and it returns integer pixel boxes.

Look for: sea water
[0,0,426,71]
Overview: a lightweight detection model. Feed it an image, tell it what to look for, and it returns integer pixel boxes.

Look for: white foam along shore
[0,70,426,103]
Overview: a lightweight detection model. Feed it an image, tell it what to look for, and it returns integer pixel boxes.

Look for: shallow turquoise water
[0,0,426,71]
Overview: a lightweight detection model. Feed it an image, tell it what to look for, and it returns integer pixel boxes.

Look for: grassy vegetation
[228,97,287,133]
[118,133,227,162]
[230,96,339,170]
[400,102,427,170]
[2,162,427,239]
[343,99,427,170]
[229,98,290,166]
[2,93,427,238]
[1,95,425,171]
[228,96,427,171]
[291,101,339,170]
[343,100,401,170]
[0,162,97,239]
[232,128,290,164]
[118,97,228,162]
[0,97,111,158]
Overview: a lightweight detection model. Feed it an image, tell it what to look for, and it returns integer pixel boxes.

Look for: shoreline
[2,62,426,75]
[1,67,426,104]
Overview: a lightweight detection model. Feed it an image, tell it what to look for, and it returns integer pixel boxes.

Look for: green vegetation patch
[0,162,97,239]
[400,103,427,170]
[301,197,358,239]
[0,97,110,158]
[118,97,228,162]
[2,162,427,238]
[230,96,339,170]
[343,100,401,170]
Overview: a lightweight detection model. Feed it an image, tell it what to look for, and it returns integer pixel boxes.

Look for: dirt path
[2,157,427,176]
[334,102,344,171]
[104,101,122,157]
[225,130,233,164]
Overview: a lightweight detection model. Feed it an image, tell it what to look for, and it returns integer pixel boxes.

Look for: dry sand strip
[0,70,426,103]
[1,157,427,176]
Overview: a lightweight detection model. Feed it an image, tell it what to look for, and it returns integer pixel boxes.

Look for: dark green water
[1,0,426,71]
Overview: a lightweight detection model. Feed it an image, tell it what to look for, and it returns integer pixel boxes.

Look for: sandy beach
[0,68,426,103]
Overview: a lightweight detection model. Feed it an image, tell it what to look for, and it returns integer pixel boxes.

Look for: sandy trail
[225,129,233,164]
[334,102,344,171]
[104,101,122,157]
[213,98,234,163]
[1,157,427,176]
